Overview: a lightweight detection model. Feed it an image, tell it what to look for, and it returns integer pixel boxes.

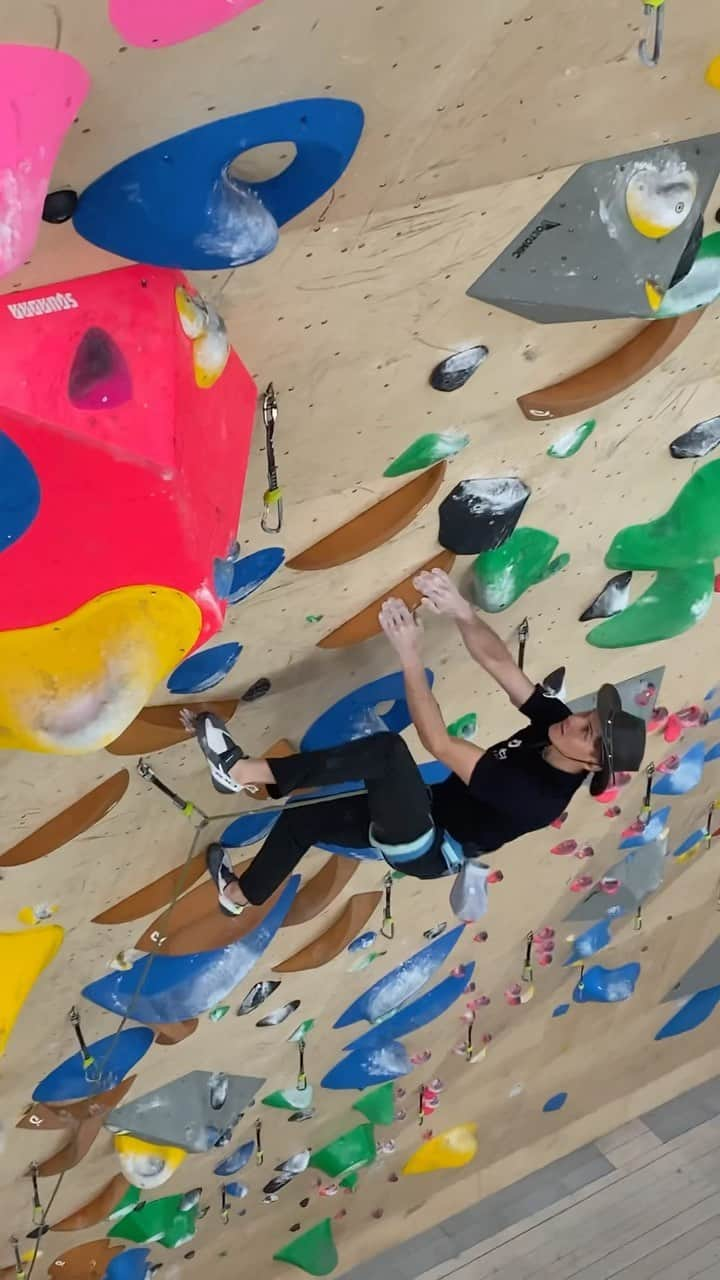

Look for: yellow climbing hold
[705,56,720,90]
[625,164,697,239]
[644,280,665,312]
[402,1123,478,1175]
[0,925,64,1056]
[114,1134,187,1189]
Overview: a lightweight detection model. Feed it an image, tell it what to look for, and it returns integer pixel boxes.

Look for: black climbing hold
[242,678,271,703]
[430,345,488,392]
[184,1253,195,1261]
[68,327,132,409]
[299,1197,310,1208]
[669,416,720,459]
[579,572,632,621]
[290,1223,302,1233]
[263,1173,293,1195]
[42,188,79,224]
[669,216,704,290]
[541,666,566,698]
[438,477,530,555]
[26,1226,50,1240]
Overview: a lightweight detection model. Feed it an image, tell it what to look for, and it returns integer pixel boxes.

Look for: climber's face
[548,710,603,772]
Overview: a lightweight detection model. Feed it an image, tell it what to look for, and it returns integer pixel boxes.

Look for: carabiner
[261,383,283,534]
[638,0,664,68]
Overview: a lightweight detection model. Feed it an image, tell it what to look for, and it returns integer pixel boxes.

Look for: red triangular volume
[68,327,132,410]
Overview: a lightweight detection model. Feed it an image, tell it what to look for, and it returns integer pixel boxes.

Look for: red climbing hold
[663,715,684,743]
[570,874,594,892]
[550,811,568,829]
[550,839,578,856]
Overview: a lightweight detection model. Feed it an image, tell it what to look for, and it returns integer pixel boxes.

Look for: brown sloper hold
[318,550,455,649]
[0,772,129,867]
[272,891,383,972]
[105,699,238,755]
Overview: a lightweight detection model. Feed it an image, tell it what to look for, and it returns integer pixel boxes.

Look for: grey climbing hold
[275,1148,311,1175]
[256,1000,301,1028]
[209,1072,229,1111]
[429,345,488,392]
[579,572,633,621]
[237,981,281,1016]
[438,477,530,555]
[669,416,720,459]
[288,1109,316,1123]
[179,1188,203,1213]
[263,1172,294,1195]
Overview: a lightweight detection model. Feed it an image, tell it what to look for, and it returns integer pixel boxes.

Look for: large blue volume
[334,925,465,1028]
[33,1028,154,1103]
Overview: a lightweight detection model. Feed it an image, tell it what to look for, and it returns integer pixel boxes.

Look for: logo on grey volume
[511,219,561,260]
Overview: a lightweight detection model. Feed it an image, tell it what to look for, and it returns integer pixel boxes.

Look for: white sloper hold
[579,572,633,622]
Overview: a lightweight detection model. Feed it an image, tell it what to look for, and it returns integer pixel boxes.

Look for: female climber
[182,568,646,916]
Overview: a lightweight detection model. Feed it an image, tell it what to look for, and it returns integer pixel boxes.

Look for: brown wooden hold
[246,737,295,803]
[16,1076,136,1130]
[0,771,129,867]
[272,891,383,972]
[134,864,293,957]
[153,1018,199,1045]
[105,699,238,756]
[51,1173,130,1232]
[92,850,208,925]
[287,462,447,571]
[517,310,704,421]
[48,1239,124,1280]
[317,550,456,649]
[284,856,359,927]
[34,1113,106,1177]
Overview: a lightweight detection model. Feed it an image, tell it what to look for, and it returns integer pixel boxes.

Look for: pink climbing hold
[715,573,720,593]
[604,806,622,818]
[534,926,555,941]
[550,811,568,829]
[576,845,594,860]
[657,754,680,773]
[0,46,89,278]
[594,784,619,803]
[677,704,705,726]
[473,930,489,943]
[550,839,578,856]
[621,817,644,839]
[505,983,522,1006]
[570,874,594,892]
[663,714,684,743]
[600,877,621,895]
[410,1049,432,1065]
[109,0,265,48]
[634,682,656,707]
[648,706,669,733]
[487,869,504,884]
[536,952,553,966]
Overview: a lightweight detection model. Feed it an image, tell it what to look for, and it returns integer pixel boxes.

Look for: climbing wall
[3,0,720,1277]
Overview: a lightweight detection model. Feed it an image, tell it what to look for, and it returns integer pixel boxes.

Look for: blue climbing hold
[619,806,671,848]
[347,932,376,953]
[103,1249,150,1280]
[167,642,242,694]
[81,877,300,1023]
[228,548,285,605]
[0,431,40,552]
[302,670,434,752]
[221,809,280,848]
[321,1040,411,1091]
[563,919,614,966]
[655,986,720,1040]
[344,963,475,1053]
[214,1141,255,1176]
[573,963,640,1004]
[704,741,720,763]
[672,828,706,859]
[543,1092,568,1113]
[334,926,465,1029]
[33,1027,154,1103]
[74,99,364,269]
[652,742,706,796]
[552,1004,570,1018]
[224,1181,248,1198]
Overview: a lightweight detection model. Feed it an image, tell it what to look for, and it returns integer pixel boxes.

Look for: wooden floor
[417,1114,720,1280]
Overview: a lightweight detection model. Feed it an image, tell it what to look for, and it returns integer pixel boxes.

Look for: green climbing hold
[657,232,720,317]
[352,1082,395,1126]
[309,1123,376,1180]
[108,1185,141,1221]
[263,1085,314,1111]
[349,948,386,972]
[273,1218,338,1276]
[108,1192,198,1248]
[288,1018,315,1043]
[209,1004,230,1021]
[447,712,477,740]
[383,431,470,478]
[586,564,714,648]
[306,615,324,624]
[546,418,596,459]
[339,1171,359,1190]
[472,528,570,612]
[606,459,720,570]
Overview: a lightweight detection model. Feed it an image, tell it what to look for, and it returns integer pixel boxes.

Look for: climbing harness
[296,1038,308,1091]
[254,1119,264,1166]
[639,762,655,823]
[638,0,664,68]
[261,383,283,534]
[69,1006,97,1080]
[381,872,395,940]
[29,1166,43,1227]
[517,617,529,672]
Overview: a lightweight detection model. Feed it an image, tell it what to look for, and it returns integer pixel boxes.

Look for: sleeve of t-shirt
[518,683,573,729]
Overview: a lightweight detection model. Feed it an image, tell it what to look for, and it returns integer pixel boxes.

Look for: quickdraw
[220,1185,229,1225]
[296,1038,308,1091]
[137,759,206,825]
[254,1118,264,1166]
[11,1237,25,1280]
[29,1165,43,1226]
[381,872,395,940]
[639,762,655,823]
[517,617,529,672]
[639,0,665,68]
[261,383,283,534]
[69,1006,97,1080]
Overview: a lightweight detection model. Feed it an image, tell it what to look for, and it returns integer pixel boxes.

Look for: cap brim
[590,684,622,797]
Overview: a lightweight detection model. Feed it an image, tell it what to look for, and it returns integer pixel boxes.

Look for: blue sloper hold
[709,706,720,722]
[225,1181,248,1198]
[103,1250,150,1280]
[704,741,720,762]
[672,828,706,859]
[0,431,41,551]
[167,642,242,694]
[655,987,720,1040]
[321,1040,411,1091]
[652,742,706,796]
[301,670,434,751]
[563,919,614,966]
[222,809,280,848]
[74,99,364,270]
[228,548,285,605]
[347,932,376,953]
[543,1092,568,1113]
[82,877,300,1023]
[343,962,475,1053]
[619,806,672,848]
[214,1140,255,1176]
[552,1004,570,1018]
[334,926,465,1029]
[33,1028,154,1103]
[573,963,640,1004]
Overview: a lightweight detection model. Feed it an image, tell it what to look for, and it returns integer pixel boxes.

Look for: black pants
[237,733,447,904]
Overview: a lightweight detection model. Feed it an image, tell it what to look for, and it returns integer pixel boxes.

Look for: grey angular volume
[669,416,720,459]
[430,345,488,392]
[579,572,633,621]
[438,477,530,555]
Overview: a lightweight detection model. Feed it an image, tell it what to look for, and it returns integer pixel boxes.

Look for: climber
[183,568,646,916]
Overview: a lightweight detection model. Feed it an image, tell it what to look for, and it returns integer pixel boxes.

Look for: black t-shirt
[430,685,587,853]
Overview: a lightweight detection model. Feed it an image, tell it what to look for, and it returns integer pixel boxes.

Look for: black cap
[590,683,647,797]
